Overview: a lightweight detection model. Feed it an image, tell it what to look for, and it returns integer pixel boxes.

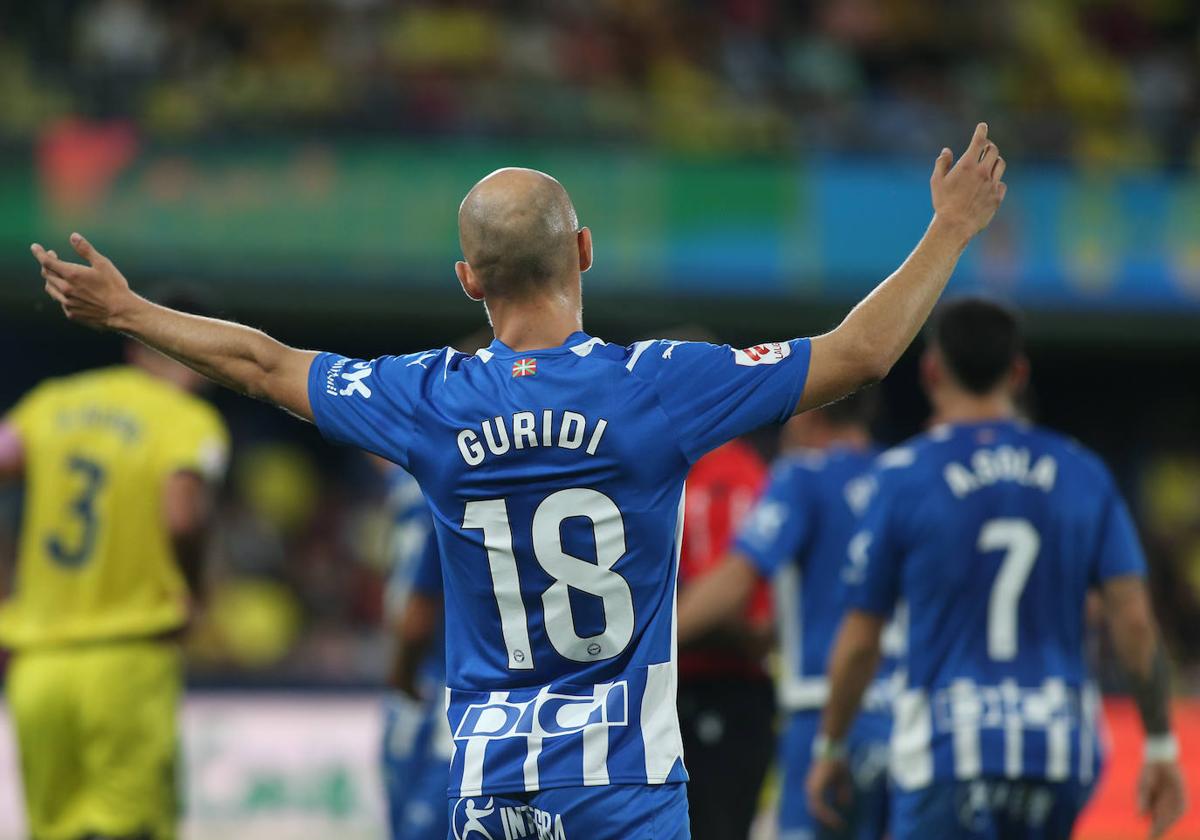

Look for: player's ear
[919,348,940,396]
[1009,354,1030,396]
[456,261,486,302]
[577,227,593,273]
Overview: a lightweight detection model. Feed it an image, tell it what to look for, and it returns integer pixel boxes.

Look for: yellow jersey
[0,366,229,648]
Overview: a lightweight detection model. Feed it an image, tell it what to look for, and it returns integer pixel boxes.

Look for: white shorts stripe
[950,679,982,780]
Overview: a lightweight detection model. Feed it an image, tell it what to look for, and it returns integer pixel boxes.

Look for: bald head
[458,168,581,301]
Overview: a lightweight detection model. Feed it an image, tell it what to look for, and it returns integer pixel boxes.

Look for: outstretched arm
[31,236,317,421]
[1103,575,1187,839]
[797,122,1007,413]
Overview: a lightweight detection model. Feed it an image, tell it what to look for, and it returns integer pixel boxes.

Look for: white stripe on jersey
[1001,679,1023,778]
[582,683,613,786]
[1044,678,1071,781]
[445,688,458,769]
[625,340,656,372]
[460,690,506,796]
[642,662,683,780]
[950,679,982,779]
[774,564,806,709]
[570,337,606,357]
[891,689,933,790]
[641,488,686,781]
[1079,682,1100,784]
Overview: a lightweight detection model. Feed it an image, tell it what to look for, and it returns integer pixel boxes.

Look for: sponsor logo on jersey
[329,360,374,398]
[454,682,628,741]
[452,797,497,840]
[733,342,791,366]
[499,805,569,840]
[512,358,538,377]
[452,798,570,840]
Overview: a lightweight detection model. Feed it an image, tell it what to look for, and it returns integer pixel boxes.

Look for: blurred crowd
[2,0,1198,167]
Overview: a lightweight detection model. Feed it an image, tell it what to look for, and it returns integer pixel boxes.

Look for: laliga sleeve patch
[733,342,792,366]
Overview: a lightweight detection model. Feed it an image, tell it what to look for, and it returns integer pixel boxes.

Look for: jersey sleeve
[158,402,230,483]
[307,351,441,470]
[732,460,811,579]
[1091,473,1147,583]
[649,339,811,463]
[843,463,907,617]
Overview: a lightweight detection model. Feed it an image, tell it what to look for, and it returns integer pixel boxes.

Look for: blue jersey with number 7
[308,333,811,797]
[845,419,1145,791]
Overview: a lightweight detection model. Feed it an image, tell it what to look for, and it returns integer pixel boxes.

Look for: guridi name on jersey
[457,410,609,466]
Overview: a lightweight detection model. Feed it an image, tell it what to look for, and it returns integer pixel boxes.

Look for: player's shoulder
[47,365,129,394]
[167,388,227,437]
[378,347,460,377]
[319,347,458,396]
[27,366,141,411]
[12,372,70,411]
[606,338,690,380]
[760,449,833,498]
[1023,423,1115,485]
[872,439,925,473]
[621,338,798,380]
[114,368,222,426]
[865,432,944,491]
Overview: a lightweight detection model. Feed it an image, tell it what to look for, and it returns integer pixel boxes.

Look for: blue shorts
[448,782,690,840]
[383,692,453,840]
[777,710,890,840]
[890,778,1096,840]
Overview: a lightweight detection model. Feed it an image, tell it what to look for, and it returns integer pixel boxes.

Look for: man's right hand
[929,122,1007,244]
[32,234,139,331]
[1140,759,1187,838]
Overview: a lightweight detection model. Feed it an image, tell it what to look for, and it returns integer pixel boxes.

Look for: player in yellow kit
[0,308,228,840]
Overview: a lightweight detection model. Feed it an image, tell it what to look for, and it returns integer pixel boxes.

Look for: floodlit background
[1,1,1200,838]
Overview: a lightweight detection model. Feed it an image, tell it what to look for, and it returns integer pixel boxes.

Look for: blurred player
[0,295,228,840]
[808,298,1188,839]
[376,459,453,839]
[678,390,895,840]
[31,122,1005,838]
[676,438,774,840]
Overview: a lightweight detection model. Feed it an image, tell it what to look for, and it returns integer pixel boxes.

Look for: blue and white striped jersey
[846,419,1143,790]
[308,333,811,796]
[733,445,901,721]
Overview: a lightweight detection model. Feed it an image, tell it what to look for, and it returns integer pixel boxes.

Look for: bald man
[32,124,1006,839]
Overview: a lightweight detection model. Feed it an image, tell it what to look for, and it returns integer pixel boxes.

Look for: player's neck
[933,391,1017,425]
[488,293,583,353]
